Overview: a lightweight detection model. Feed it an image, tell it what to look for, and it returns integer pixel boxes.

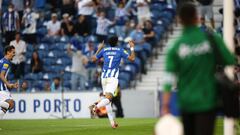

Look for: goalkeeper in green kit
[161,2,236,135]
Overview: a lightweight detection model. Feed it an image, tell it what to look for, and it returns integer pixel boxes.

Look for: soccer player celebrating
[89,36,135,128]
[0,46,18,119]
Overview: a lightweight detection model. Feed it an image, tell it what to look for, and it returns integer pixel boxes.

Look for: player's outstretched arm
[128,40,135,62]
[92,41,105,62]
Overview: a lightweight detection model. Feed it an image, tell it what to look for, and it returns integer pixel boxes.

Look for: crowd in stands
[0,0,176,92]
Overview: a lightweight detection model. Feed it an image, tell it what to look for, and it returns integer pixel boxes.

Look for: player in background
[89,36,135,128]
[0,46,18,119]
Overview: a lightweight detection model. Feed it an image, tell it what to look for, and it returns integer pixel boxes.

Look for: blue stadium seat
[24,73,39,81]
[38,43,49,51]
[63,72,71,81]
[54,65,65,73]
[27,44,34,52]
[55,43,67,51]
[123,64,137,79]
[119,79,129,89]
[38,50,47,58]
[37,27,47,38]
[125,57,141,73]
[63,80,71,90]
[24,64,31,74]
[32,80,44,91]
[118,72,131,83]
[62,57,72,66]
[43,58,56,66]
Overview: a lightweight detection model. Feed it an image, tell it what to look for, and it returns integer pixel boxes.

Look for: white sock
[96,98,110,108]
[0,101,9,109]
[0,108,6,119]
[106,103,114,125]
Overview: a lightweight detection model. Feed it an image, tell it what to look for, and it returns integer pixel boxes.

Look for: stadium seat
[24,73,39,81]
[118,72,131,83]
[38,50,48,58]
[27,44,35,52]
[118,79,129,89]
[38,43,49,51]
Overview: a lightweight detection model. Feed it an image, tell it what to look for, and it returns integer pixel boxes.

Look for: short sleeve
[163,43,179,92]
[1,62,9,72]
[121,49,129,60]
[165,45,178,73]
[96,49,104,59]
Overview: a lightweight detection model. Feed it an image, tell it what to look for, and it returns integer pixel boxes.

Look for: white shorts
[101,77,118,95]
[200,5,214,19]
[0,91,12,102]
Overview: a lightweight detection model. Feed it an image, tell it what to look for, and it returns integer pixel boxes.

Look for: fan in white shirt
[45,13,61,36]
[10,32,27,79]
[77,0,94,16]
[136,0,151,25]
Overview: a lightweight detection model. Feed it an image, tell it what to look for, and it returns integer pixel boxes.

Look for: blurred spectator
[112,85,124,118]
[136,0,151,25]
[20,80,31,92]
[234,65,240,84]
[124,19,135,37]
[96,11,115,43]
[143,20,156,49]
[197,0,215,29]
[84,40,97,87]
[2,3,20,45]
[93,63,103,89]
[114,1,132,38]
[61,13,75,37]
[30,51,43,73]
[130,24,146,46]
[11,0,24,22]
[51,77,62,92]
[43,81,51,92]
[67,43,88,90]
[10,32,27,79]
[100,0,116,19]
[77,0,95,35]
[61,0,75,16]
[75,15,90,37]
[45,13,61,37]
[22,6,39,44]
[130,24,148,74]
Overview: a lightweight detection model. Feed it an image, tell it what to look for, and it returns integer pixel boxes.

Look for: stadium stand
[1,0,177,92]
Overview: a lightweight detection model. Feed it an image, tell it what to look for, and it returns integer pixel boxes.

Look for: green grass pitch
[0,118,238,135]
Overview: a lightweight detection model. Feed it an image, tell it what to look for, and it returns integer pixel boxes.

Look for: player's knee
[6,99,15,110]
[105,92,113,101]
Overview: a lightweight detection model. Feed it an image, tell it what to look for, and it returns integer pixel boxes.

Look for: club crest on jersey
[3,64,9,69]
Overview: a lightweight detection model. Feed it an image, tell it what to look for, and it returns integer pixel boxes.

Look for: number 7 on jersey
[108,56,114,68]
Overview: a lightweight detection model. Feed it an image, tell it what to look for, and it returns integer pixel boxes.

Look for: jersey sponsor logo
[178,41,211,59]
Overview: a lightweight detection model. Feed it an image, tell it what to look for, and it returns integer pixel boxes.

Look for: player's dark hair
[178,2,198,26]
[4,46,15,55]
[108,36,118,47]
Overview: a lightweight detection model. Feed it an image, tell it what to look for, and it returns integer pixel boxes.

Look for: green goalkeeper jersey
[163,26,236,112]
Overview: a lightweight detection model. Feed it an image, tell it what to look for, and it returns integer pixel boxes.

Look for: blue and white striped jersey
[2,11,19,32]
[96,47,129,78]
[0,58,11,91]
